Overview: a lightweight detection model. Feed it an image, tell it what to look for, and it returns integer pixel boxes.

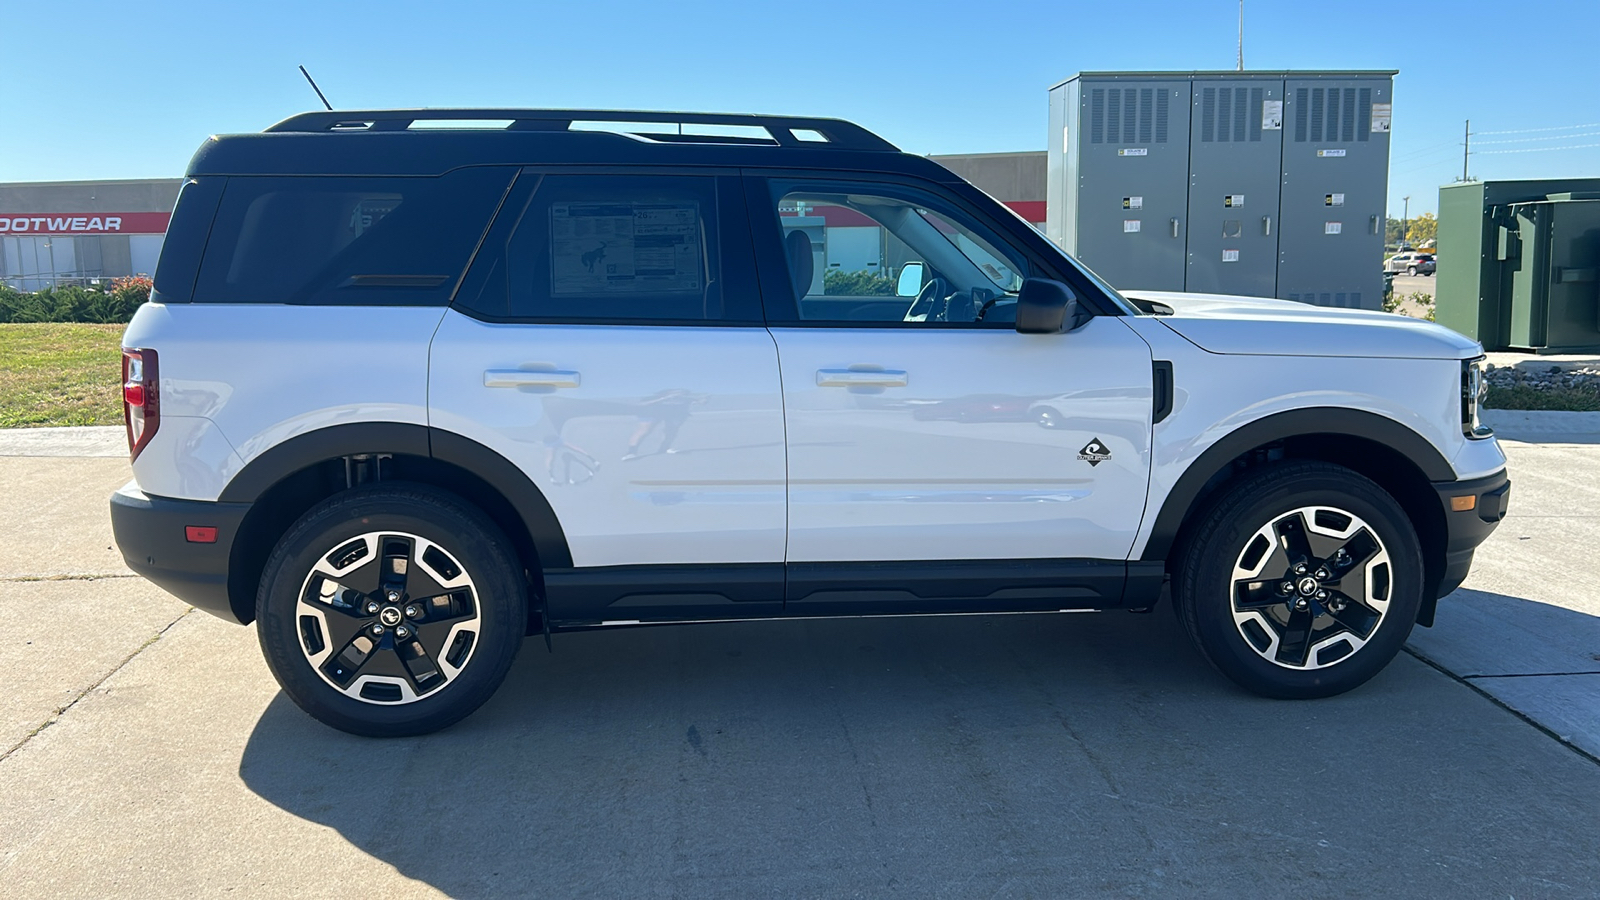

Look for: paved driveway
[2,433,1597,898]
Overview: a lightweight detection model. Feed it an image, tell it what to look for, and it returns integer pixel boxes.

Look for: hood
[1121,291,1482,360]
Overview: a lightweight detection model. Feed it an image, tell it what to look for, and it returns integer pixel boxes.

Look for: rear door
[429,169,787,621]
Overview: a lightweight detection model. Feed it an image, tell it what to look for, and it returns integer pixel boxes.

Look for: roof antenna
[298,65,334,110]
[1235,0,1248,70]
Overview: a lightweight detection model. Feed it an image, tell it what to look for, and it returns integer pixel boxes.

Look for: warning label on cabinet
[1371,103,1392,133]
[1325,193,1346,206]
[1262,100,1283,130]
[1123,219,1141,233]
[1325,221,1343,235]
[1122,196,1143,209]
[1317,149,1347,158]
[1224,195,1245,208]
[1222,249,1240,263]
[1117,148,1148,157]
[551,201,702,295]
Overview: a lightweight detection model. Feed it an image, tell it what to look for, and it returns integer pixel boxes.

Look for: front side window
[770,181,1034,325]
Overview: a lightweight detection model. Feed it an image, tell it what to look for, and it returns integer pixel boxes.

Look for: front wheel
[256,484,526,736]
[1407,266,1417,276]
[1173,462,1423,699]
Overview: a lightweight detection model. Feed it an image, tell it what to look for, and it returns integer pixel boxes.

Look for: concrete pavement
[2,433,1599,897]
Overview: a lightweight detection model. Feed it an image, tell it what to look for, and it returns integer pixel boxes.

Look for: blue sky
[3,0,1597,214]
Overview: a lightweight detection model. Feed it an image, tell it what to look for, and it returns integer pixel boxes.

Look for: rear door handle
[484,370,581,389]
[816,368,908,388]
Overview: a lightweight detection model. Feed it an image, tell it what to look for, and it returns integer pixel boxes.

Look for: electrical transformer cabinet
[1047,70,1395,309]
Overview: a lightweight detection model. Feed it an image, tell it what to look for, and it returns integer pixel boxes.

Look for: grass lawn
[0,323,126,427]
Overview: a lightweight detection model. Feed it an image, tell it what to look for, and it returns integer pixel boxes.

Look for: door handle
[1262,216,1272,237]
[816,368,908,388]
[1170,218,1181,238]
[483,370,581,389]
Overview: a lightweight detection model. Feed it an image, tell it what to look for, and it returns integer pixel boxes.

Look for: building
[0,178,181,290]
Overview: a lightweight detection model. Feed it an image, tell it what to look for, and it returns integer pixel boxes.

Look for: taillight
[122,348,159,460]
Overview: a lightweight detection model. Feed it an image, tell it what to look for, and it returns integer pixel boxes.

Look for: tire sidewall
[256,485,525,736]
[1184,467,1424,698]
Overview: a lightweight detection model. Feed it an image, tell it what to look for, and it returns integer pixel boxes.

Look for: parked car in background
[1385,252,1436,276]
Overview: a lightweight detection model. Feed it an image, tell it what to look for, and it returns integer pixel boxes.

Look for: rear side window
[457,173,758,323]
[192,167,513,305]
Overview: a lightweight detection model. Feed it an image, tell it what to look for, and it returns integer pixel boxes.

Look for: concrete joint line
[0,573,138,584]
[1404,647,1600,768]
[0,608,193,764]
[1463,671,1600,679]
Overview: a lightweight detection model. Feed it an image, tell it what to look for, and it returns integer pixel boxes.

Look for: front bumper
[1430,467,1510,601]
[110,482,251,623]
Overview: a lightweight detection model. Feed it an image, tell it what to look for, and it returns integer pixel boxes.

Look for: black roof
[187,108,961,181]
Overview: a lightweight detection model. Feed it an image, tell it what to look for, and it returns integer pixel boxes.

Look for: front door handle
[816,368,908,388]
[484,370,581,389]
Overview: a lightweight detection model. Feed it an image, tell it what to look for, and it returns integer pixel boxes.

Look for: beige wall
[928,152,1046,203]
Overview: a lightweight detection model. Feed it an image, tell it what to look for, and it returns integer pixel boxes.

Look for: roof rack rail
[262,109,899,152]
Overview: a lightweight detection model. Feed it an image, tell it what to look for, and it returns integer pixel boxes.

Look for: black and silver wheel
[257,485,526,736]
[1175,461,1423,698]
[1406,265,1417,276]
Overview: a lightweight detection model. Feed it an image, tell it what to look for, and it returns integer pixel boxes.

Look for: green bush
[0,277,151,324]
[824,269,897,296]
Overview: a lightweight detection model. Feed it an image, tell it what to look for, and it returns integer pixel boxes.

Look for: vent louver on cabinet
[1249,87,1263,142]
[1358,88,1372,141]
[1295,87,1309,142]
[1311,88,1325,142]
[1341,89,1356,142]
[1201,87,1216,142]
[1090,86,1170,144]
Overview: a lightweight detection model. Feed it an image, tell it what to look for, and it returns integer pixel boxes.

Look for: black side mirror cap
[1015,278,1086,334]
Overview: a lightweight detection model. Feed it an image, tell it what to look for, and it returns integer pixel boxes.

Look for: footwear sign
[1078,438,1112,467]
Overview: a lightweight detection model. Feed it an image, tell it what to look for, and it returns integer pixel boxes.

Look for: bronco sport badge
[1078,438,1111,467]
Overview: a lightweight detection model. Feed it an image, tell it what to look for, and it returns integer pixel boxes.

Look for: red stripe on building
[0,212,171,235]
[1004,201,1046,223]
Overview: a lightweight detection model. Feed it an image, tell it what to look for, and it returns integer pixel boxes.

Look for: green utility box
[1437,178,1600,351]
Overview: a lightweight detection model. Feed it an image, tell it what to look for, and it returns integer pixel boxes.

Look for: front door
[746,174,1154,580]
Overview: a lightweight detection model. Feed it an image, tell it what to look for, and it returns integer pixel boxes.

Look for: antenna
[1235,0,1248,70]
[298,65,333,111]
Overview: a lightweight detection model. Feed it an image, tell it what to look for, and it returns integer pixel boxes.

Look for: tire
[1173,461,1423,699]
[1407,266,1417,276]
[256,484,526,736]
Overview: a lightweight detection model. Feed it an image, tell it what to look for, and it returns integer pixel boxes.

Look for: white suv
[110,110,1509,736]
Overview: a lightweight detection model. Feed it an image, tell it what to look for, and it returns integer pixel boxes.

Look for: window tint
[192,168,513,305]
[769,180,1032,326]
[464,173,732,323]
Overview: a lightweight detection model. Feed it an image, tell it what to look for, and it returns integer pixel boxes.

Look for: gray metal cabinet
[1185,75,1285,296]
[1277,76,1392,309]
[1048,70,1394,308]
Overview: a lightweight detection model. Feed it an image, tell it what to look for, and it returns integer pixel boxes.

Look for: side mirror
[896,262,925,297]
[1015,277,1086,334]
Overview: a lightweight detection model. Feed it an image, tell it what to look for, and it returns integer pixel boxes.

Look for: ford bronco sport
[110,109,1509,736]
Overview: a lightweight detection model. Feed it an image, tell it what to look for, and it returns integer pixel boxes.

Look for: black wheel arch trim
[1141,407,1455,562]
[217,421,573,570]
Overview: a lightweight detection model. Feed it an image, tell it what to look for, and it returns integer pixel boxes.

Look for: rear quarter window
[191,167,514,306]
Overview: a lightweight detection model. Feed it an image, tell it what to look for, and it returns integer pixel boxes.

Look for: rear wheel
[256,484,526,736]
[1174,462,1423,698]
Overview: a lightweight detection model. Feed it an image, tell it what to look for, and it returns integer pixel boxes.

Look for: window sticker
[550,201,701,295]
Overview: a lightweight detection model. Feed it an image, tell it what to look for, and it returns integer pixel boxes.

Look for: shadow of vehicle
[238,597,1600,896]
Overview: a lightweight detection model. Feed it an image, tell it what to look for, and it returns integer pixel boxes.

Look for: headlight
[1462,356,1492,439]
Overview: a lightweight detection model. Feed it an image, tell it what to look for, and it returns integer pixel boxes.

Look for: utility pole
[1462,119,1470,182]
[1237,0,1245,71]
[1402,195,1410,247]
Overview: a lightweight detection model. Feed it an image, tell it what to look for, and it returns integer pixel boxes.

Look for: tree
[1385,217,1405,245]
[1406,212,1437,246]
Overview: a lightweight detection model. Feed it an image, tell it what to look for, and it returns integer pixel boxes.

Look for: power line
[1471,121,1600,136]
[1473,130,1600,145]
[1473,141,1600,155]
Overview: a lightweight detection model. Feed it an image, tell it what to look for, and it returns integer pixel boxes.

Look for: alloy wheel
[295,531,482,704]
[1229,506,1392,670]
